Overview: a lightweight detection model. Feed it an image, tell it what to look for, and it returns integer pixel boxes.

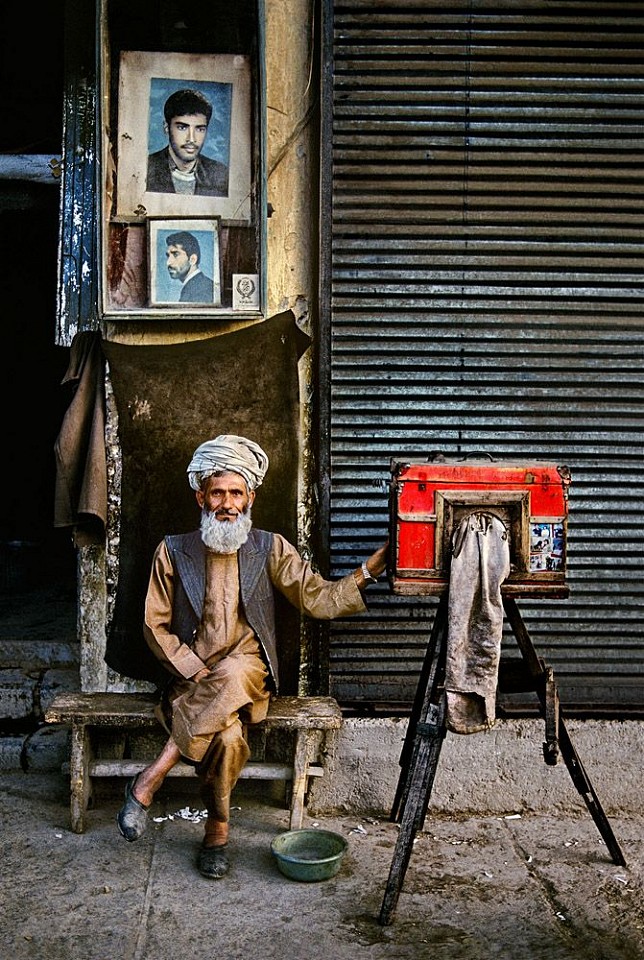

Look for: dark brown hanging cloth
[53,331,107,547]
[101,310,310,686]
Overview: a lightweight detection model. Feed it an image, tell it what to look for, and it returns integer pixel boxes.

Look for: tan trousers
[164,638,270,822]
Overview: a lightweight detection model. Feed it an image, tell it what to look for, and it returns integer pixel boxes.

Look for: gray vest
[164,527,280,691]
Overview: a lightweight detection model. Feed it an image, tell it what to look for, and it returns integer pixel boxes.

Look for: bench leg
[290,730,316,830]
[69,724,91,834]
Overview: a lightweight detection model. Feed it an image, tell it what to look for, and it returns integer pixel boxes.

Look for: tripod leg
[379,694,447,926]
[557,720,626,867]
[543,665,560,766]
[390,595,448,823]
[503,597,626,867]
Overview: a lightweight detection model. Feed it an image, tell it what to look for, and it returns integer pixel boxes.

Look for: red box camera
[389,456,572,599]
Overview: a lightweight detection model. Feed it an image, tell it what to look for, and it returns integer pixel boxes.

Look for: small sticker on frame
[232,274,260,310]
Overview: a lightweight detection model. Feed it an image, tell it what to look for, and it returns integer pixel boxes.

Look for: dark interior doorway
[0,187,77,637]
[0,10,76,639]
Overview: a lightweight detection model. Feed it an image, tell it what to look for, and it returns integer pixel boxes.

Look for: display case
[97,0,265,319]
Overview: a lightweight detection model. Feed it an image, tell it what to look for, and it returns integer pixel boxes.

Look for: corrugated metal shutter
[319,0,644,713]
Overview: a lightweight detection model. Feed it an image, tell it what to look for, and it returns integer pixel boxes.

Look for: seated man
[117,433,388,879]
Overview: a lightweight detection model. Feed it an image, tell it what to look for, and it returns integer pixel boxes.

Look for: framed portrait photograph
[116,51,251,221]
[148,218,222,307]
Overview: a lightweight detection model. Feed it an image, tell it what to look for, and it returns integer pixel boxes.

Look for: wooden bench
[45,692,342,834]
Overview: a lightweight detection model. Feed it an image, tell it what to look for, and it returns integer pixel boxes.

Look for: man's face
[166,244,193,282]
[196,472,255,520]
[165,112,209,167]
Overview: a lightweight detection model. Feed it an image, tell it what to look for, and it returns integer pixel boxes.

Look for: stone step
[0,638,79,670]
[0,660,79,771]
[0,665,79,723]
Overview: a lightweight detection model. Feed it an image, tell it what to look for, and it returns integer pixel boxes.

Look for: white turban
[187,434,269,491]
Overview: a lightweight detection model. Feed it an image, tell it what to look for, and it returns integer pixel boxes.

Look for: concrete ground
[0,768,642,960]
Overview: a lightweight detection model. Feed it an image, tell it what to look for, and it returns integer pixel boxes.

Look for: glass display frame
[97,0,265,321]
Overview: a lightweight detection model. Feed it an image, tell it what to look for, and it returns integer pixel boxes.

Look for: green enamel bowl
[270,828,348,882]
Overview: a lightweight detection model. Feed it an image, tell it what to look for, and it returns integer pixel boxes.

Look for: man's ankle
[203,818,229,848]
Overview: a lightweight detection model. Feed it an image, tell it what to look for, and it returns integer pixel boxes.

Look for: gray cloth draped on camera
[445,512,510,734]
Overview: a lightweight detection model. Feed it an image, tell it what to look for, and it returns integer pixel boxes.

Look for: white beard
[200,507,253,554]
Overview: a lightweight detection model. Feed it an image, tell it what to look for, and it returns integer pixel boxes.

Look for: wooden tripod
[378,594,627,926]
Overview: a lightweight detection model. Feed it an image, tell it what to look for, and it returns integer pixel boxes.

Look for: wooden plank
[45,693,343,730]
[87,760,324,780]
[69,724,91,835]
[0,154,61,183]
[291,729,316,829]
[262,696,343,729]
[45,692,159,724]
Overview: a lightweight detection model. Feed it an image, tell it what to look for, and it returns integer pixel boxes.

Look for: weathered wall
[265,0,319,320]
[308,717,643,819]
[265,0,321,692]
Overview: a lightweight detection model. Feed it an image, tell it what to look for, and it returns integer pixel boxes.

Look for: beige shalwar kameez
[143,532,366,821]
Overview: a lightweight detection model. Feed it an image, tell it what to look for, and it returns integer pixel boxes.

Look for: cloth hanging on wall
[100,310,310,687]
[53,331,107,548]
[445,511,511,734]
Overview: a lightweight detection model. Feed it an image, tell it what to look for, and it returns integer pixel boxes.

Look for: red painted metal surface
[389,458,572,599]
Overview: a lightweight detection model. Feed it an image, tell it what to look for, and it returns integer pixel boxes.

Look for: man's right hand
[366,541,389,579]
[192,667,210,683]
